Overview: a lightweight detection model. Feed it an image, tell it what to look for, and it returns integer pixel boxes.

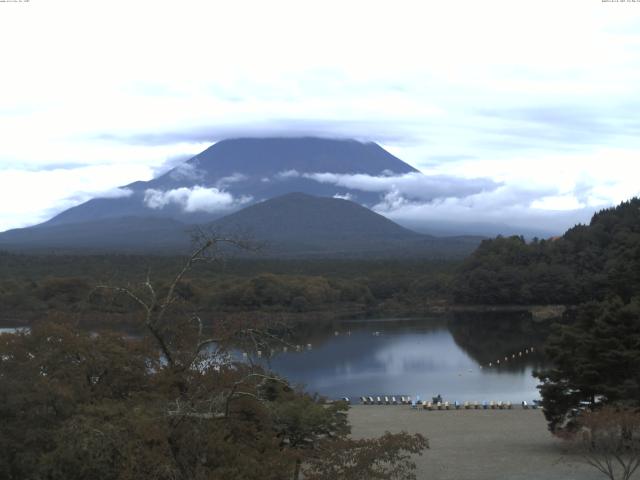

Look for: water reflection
[0,327,29,335]
[448,311,547,371]
[0,313,550,403]
[261,315,547,403]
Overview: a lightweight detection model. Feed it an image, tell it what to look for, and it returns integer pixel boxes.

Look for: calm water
[0,327,29,334]
[259,316,547,403]
[1,313,548,404]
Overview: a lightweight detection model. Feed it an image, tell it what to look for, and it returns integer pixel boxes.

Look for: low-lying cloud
[144,186,251,213]
[168,162,205,182]
[96,119,421,147]
[373,184,599,236]
[302,171,500,201]
[273,170,501,203]
[215,173,248,189]
[333,192,354,201]
[88,187,134,200]
[268,168,605,235]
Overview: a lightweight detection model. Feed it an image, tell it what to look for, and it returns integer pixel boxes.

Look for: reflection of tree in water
[448,311,550,372]
[279,317,449,352]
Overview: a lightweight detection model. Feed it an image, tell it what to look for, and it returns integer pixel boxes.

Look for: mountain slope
[209,193,480,257]
[157,137,418,183]
[42,137,418,227]
[0,217,191,253]
[211,192,418,245]
[0,193,481,257]
[0,136,485,256]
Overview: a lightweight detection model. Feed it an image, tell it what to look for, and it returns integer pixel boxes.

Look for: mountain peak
[178,136,417,178]
[209,192,422,255]
[34,137,420,228]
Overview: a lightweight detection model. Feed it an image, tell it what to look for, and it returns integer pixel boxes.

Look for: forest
[453,198,640,306]
[0,253,457,329]
[445,199,640,433]
[0,238,429,480]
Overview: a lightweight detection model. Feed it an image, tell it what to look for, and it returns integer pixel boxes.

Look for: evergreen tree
[535,297,640,432]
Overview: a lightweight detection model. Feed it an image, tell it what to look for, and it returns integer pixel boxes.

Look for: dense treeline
[453,198,640,305]
[0,255,456,325]
[0,318,428,480]
[450,198,640,433]
[0,239,428,480]
[537,297,640,432]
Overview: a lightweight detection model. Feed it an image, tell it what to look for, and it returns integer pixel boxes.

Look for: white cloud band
[143,186,251,213]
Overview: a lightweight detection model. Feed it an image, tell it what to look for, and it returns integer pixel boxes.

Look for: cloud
[95,187,134,199]
[215,173,248,189]
[151,153,197,177]
[96,119,422,147]
[61,186,134,206]
[1,0,640,232]
[168,162,204,182]
[333,192,354,201]
[276,169,301,179]
[143,186,251,213]
[0,164,151,232]
[459,102,640,159]
[302,171,500,202]
[372,184,602,235]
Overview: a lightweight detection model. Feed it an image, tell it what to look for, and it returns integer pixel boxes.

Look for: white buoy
[497,360,500,365]
[488,362,492,367]
[283,346,288,353]
[306,343,312,350]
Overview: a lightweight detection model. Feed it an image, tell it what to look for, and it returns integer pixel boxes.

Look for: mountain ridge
[0,192,482,258]
[42,137,418,227]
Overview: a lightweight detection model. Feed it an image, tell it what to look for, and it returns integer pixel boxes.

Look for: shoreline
[0,303,566,329]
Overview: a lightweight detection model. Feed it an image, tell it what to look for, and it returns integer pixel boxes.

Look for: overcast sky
[1,0,639,233]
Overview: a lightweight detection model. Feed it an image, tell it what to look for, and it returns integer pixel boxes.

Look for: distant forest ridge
[453,197,640,305]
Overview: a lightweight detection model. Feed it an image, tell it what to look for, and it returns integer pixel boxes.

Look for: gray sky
[1,0,639,233]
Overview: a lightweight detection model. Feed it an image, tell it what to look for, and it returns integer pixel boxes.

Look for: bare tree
[90,231,429,479]
[575,407,640,480]
[96,230,292,414]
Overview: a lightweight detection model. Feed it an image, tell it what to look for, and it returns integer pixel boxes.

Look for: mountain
[0,137,485,256]
[403,219,557,240]
[0,193,482,257]
[210,192,416,255]
[210,193,481,257]
[43,137,418,227]
[0,217,191,253]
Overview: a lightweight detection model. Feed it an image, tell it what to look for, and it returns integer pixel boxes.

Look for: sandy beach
[348,405,603,480]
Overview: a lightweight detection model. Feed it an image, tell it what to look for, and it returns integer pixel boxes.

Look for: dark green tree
[535,297,640,432]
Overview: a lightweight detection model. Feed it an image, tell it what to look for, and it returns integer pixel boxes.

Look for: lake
[1,312,549,404]
[257,314,547,404]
